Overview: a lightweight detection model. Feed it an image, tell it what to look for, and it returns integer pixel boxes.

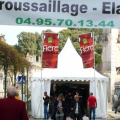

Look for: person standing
[112,94,118,114]
[71,95,84,120]
[87,92,97,120]
[43,92,50,120]
[75,91,83,103]
[65,91,73,117]
[0,86,28,120]
[53,94,65,120]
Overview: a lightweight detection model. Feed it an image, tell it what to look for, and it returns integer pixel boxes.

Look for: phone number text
[15,17,115,28]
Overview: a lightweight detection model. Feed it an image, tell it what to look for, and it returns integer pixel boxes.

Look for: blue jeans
[44,105,49,119]
[89,107,95,120]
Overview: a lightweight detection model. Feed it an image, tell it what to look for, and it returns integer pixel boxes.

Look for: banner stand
[36,32,44,118]
[92,32,96,97]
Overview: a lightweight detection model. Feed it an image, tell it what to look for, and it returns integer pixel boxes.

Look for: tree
[95,54,102,66]
[0,41,31,97]
[42,29,54,33]
[16,32,42,56]
[95,43,102,55]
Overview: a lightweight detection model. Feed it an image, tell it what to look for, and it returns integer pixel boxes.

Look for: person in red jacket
[87,92,97,120]
[0,86,28,120]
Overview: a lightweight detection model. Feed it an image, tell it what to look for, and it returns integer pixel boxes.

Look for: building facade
[96,29,120,102]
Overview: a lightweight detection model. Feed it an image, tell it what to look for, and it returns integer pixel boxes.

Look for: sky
[0,25,66,45]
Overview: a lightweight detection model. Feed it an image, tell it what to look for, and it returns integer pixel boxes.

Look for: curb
[107,113,114,118]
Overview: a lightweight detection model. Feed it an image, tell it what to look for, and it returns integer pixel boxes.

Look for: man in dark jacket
[71,95,84,120]
[43,92,50,120]
[65,91,73,117]
[0,86,28,120]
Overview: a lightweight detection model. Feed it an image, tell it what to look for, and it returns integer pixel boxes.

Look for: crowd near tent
[31,38,108,118]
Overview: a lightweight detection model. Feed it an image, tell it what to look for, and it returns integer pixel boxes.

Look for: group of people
[0,85,97,120]
[43,91,97,120]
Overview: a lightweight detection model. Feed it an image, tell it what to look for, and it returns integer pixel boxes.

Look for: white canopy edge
[31,77,108,82]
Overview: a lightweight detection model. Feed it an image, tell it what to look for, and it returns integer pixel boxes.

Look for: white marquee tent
[31,38,108,118]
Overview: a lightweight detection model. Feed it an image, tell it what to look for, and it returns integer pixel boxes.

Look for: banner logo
[83,38,87,44]
[48,37,52,43]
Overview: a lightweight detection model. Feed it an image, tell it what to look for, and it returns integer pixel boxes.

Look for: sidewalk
[29,103,120,120]
[29,117,72,120]
[29,117,102,120]
[107,102,120,118]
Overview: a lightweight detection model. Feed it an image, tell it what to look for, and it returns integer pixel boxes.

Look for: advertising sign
[79,33,94,68]
[0,0,120,28]
[42,33,59,68]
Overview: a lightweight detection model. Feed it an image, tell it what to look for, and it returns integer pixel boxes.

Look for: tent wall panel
[31,79,51,118]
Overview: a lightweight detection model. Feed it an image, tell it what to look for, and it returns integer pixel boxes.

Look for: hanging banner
[0,0,120,28]
[42,33,59,68]
[79,33,94,68]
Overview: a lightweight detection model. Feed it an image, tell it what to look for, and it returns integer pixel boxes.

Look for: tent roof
[32,38,108,82]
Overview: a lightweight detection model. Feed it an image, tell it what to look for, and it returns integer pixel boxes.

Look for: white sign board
[0,0,120,28]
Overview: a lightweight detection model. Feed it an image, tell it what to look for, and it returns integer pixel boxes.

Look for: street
[29,117,120,120]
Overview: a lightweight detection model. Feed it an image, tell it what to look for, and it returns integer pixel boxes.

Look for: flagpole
[40,31,44,87]
[36,32,43,118]
[92,32,96,96]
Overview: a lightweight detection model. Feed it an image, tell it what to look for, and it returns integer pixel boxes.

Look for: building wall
[99,29,120,101]
[114,30,120,84]
[111,29,119,96]
[101,29,111,101]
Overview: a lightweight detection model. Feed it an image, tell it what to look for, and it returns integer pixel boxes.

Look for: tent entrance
[50,81,89,109]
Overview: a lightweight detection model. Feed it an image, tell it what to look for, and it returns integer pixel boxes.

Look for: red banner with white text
[78,33,94,68]
[42,33,59,68]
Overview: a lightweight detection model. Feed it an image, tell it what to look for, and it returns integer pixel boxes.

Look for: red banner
[78,33,94,68]
[42,33,59,68]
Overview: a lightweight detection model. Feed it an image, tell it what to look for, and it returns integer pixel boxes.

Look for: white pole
[92,32,96,97]
[92,32,95,77]
[37,32,44,118]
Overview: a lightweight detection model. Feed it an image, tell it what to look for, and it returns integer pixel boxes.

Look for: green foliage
[15,28,103,66]
[16,32,42,56]
[42,29,54,33]
[0,41,31,86]
[95,54,102,66]
[95,43,102,55]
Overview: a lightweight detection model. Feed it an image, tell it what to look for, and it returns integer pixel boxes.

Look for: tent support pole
[36,32,44,118]
[92,32,96,96]
[40,32,44,118]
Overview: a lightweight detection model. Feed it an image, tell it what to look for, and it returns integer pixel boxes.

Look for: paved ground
[29,118,120,120]
[107,102,120,118]
[29,117,118,120]
[29,117,104,120]
[29,117,72,120]
[29,102,120,120]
